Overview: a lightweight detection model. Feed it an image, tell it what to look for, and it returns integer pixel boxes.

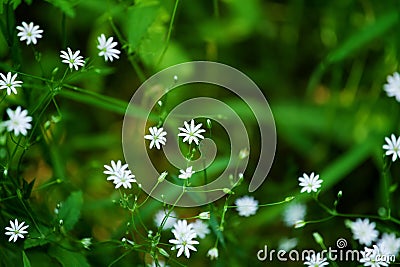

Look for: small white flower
[104,160,129,182]
[283,203,307,227]
[377,233,400,256]
[235,196,258,217]
[198,211,210,220]
[97,34,121,62]
[298,172,323,193]
[4,219,29,242]
[360,245,389,267]
[113,170,136,189]
[178,119,206,145]
[278,238,298,251]
[60,47,85,70]
[303,252,329,267]
[144,126,167,149]
[154,210,177,230]
[16,21,43,45]
[349,218,379,246]
[3,106,32,136]
[178,166,194,179]
[190,219,210,239]
[0,72,23,95]
[382,134,400,162]
[207,247,219,260]
[383,72,400,102]
[169,220,199,258]
[80,238,92,250]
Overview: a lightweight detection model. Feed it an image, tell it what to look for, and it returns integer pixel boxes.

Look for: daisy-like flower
[383,72,400,102]
[16,21,43,45]
[377,233,400,256]
[235,195,259,217]
[190,219,210,239]
[60,47,85,70]
[298,172,323,193]
[144,126,167,150]
[3,106,32,136]
[283,203,307,227]
[169,220,199,258]
[382,134,400,162]
[0,72,23,95]
[104,160,129,181]
[303,252,329,267]
[360,245,389,267]
[4,219,29,242]
[349,218,379,246]
[97,34,121,62]
[178,166,194,179]
[113,170,136,189]
[178,119,206,145]
[278,238,298,251]
[154,210,177,230]
[207,247,219,260]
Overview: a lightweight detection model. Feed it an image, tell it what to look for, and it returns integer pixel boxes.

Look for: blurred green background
[1,0,400,266]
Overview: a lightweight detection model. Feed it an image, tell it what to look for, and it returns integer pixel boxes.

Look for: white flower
[16,22,43,45]
[377,233,400,256]
[303,252,329,267]
[178,119,206,145]
[198,211,210,220]
[383,72,400,102]
[235,196,258,217]
[382,134,400,162]
[121,237,135,246]
[97,34,121,62]
[0,72,23,95]
[207,247,219,260]
[283,203,307,227]
[298,172,323,193]
[360,245,389,267]
[178,166,194,179]
[144,126,167,149]
[278,238,298,251]
[104,160,129,181]
[154,210,177,230]
[4,219,29,242]
[169,220,199,258]
[3,106,32,136]
[349,218,379,246]
[80,238,92,250]
[60,47,85,70]
[113,170,136,189]
[190,219,210,239]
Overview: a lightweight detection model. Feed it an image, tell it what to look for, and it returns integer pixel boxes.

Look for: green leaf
[125,1,161,54]
[58,191,83,231]
[22,178,35,199]
[22,251,31,267]
[49,246,90,267]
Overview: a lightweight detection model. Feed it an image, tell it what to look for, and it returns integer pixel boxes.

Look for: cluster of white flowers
[103,160,136,189]
[169,220,199,258]
[348,218,400,266]
[4,219,29,242]
[298,172,323,193]
[16,21,121,71]
[383,134,400,162]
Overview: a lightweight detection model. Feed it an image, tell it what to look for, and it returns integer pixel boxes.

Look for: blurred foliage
[0,0,400,266]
